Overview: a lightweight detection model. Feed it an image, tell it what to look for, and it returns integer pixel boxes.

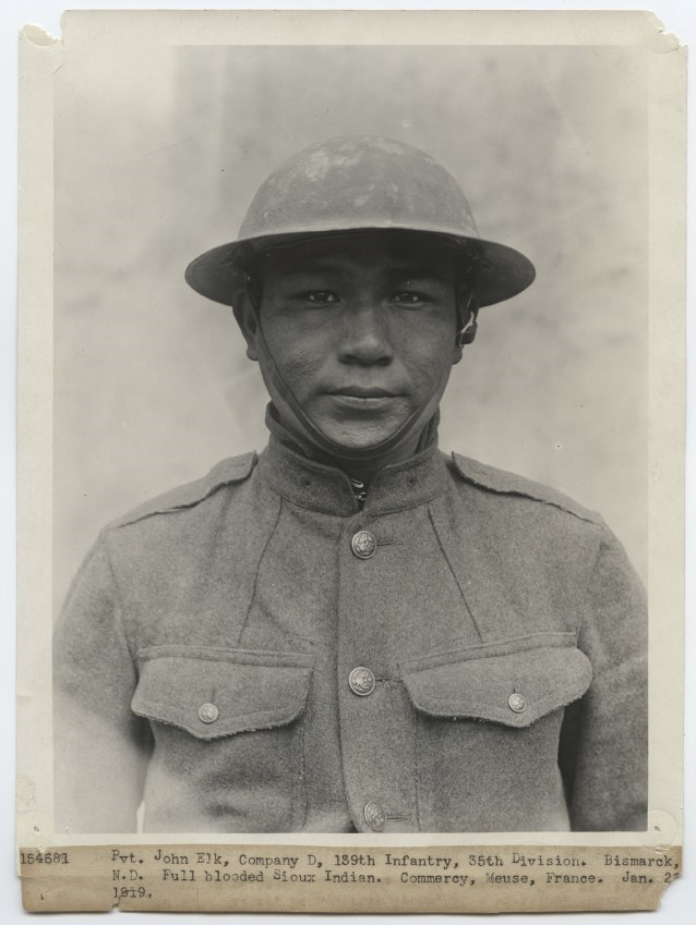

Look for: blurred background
[54,43,648,613]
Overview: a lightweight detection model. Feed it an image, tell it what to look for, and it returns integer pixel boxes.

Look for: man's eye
[299,290,339,305]
[392,291,429,305]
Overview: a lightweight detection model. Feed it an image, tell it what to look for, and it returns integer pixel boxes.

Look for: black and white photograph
[51,31,653,836]
[12,7,688,915]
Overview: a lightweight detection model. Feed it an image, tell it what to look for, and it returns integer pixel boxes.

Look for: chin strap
[252,315,450,462]
[242,267,479,463]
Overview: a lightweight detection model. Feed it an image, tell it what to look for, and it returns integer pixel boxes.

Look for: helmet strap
[241,256,477,465]
[244,292,453,464]
[251,313,452,463]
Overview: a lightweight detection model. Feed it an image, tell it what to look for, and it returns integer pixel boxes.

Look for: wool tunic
[53,433,648,834]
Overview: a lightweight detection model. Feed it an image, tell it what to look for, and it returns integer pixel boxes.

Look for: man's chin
[272,398,427,462]
[311,418,413,455]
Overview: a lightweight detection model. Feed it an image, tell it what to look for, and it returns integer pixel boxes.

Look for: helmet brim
[185,229,535,309]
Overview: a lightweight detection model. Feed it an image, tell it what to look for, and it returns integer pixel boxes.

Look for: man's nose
[337,303,394,366]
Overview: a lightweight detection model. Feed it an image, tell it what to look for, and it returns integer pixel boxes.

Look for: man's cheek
[276,350,325,394]
[408,352,452,388]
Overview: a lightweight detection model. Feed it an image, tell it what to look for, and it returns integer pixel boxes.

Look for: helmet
[185,135,535,307]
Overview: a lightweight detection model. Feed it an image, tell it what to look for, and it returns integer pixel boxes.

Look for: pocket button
[198,702,219,723]
[508,692,527,713]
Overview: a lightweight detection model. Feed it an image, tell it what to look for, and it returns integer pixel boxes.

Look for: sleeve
[558,524,648,831]
[53,535,153,834]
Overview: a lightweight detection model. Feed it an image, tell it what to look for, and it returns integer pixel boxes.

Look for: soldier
[54,136,647,834]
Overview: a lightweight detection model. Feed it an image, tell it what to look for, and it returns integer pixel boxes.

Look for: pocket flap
[401,645,592,728]
[132,646,313,739]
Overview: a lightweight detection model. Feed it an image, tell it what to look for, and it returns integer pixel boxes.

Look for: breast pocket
[131,645,313,832]
[400,637,592,832]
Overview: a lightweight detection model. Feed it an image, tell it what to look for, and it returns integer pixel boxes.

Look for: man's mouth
[328,386,398,399]
[325,387,405,412]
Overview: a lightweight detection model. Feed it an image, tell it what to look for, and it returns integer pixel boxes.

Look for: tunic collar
[256,405,449,517]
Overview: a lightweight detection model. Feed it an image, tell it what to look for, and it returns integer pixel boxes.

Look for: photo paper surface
[16,9,685,914]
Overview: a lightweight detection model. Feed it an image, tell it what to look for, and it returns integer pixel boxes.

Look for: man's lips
[327,386,399,398]
[324,387,406,413]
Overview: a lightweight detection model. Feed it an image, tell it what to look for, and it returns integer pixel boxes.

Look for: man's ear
[454,297,479,357]
[232,290,259,362]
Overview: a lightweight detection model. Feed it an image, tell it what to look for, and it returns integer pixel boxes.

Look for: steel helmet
[185,135,535,307]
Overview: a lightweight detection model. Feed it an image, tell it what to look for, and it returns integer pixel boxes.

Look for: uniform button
[349,667,376,696]
[198,703,219,723]
[508,692,527,713]
[351,530,377,559]
[363,802,386,831]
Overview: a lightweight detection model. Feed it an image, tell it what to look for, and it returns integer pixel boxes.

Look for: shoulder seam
[106,452,258,531]
[450,452,602,527]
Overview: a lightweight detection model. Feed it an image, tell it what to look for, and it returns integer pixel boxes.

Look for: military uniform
[54,413,647,834]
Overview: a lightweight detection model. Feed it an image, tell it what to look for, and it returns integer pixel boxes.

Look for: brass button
[349,667,376,696]
[351,530,376,559]
[198,703,219,723]
[363,802,386,831]
[508,692,527,713]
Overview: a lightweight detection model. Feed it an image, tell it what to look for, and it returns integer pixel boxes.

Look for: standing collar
[256,407,448,516]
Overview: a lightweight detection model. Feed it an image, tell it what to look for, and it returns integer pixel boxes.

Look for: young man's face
[240,231,464,463]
